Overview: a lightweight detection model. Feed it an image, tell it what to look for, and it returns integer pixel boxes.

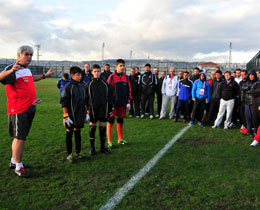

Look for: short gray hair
[17,45,34,56]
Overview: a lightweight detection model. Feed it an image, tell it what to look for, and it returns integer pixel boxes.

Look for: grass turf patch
[116,126,260,210]
[0,79,186,210]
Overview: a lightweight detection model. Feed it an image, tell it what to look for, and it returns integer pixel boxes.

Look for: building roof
[198,62,220,67]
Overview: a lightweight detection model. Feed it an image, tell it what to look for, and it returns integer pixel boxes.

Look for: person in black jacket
[81,63,92,84]
[86,64,112,155]
[156,71,166,117]
[61,66,87,162]
[189,67,201,118]
[212,71,239,129]
[190,67,200,82]
[100,64,112,82]
[129,68,140,118]
[250,80,260,146]
[242,70,257,135]
[139,63,157,119]
[135,67,141,76]
[239,70,248,134]
[203,70,223,126]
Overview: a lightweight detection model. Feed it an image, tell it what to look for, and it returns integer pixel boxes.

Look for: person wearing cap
[212,71,239,129]
[190,72,210,125]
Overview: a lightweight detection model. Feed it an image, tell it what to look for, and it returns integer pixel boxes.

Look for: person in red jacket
[0,45,53,177]
[107,59,132,148]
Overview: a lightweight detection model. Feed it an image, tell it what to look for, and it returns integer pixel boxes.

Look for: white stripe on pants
[214,98,235,127]
[160,94,177,118]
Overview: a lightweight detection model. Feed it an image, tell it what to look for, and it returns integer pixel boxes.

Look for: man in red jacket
[107,59,132,148]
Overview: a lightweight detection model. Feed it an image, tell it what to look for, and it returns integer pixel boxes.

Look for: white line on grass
[100,124,192,210]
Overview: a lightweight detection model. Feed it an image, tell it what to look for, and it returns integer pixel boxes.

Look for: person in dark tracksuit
[85,64,112,155]
[100,64,112,82]
[129,68,140,118]
[156,71,166,118]
[189,67,201,119]
[250,80,260,146]
[81,63,92,84]
[241,70,257,135]
[203,70,223,126]
[61,67,87,163]
[139,63,157,119]
[239,70,249,134]
[174,71,193,122]
[191,72,210,125]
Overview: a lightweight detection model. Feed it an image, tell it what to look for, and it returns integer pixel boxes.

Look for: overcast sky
[0,0,259,63]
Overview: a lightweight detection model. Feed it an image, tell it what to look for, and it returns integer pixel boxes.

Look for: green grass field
[0,79,260,210]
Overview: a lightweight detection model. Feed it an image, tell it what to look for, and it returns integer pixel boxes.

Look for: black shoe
[89,149,97,156]
[100,148,111,155]
[15,167,29,178]
[10,162,31,169]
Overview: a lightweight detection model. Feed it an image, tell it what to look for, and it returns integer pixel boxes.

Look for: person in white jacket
[160,68,179,119]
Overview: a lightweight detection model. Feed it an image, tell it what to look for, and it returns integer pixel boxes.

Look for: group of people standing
[128,65,260,147]
[2,45,260,178]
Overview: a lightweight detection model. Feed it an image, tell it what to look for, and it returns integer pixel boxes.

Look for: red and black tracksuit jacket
[107,72,132,106]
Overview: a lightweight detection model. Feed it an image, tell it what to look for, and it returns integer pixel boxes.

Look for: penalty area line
[100,124,192,210]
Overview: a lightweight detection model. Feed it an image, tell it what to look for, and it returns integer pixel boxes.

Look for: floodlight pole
[228,42,232,71]
[130,50,132,67]
[102,42,105,64]
[34,44,41,66]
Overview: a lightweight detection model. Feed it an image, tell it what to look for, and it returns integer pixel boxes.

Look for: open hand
[45,67,54,77]
[11,59,23,72]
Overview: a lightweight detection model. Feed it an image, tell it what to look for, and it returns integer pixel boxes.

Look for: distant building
[198,62,221,74]
[247,51,260,71]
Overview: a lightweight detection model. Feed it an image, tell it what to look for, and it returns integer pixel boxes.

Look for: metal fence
[0,59,247,78]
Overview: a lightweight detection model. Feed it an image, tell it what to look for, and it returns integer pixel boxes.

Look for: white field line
[100,124,192,210]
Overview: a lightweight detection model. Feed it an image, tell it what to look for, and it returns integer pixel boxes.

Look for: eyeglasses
[25,52,33,56]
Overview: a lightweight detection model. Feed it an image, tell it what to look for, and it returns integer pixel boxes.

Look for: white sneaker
[250,140,259,147]
[140,115,144,119]
[155,115,159,118]
[136,116,140,118]
[240,125,244,130]
[224,126,228,130]
[159,116,165,120]
[129,115,133,118]
[149,115,154,119]
[212,125,220,129]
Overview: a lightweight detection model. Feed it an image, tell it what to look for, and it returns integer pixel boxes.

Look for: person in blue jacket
[57,73,69,95]
[174,71,193,123]
[190,72,210,125]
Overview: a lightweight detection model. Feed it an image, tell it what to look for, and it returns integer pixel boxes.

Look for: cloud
[0,0,259,63]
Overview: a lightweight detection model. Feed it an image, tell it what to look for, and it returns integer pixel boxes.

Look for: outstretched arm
[0,59,23,81]
[33,67,54,82]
